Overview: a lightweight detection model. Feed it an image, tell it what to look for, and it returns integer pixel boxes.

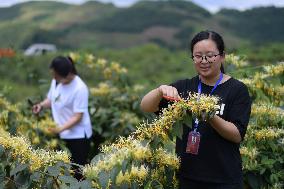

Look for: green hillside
[216,6,284,43]
[0,1,283,50]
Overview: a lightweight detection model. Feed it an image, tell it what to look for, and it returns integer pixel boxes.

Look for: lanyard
[198,73,223,95]
[194,73,223,131]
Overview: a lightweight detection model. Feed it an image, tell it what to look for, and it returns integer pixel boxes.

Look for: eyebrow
[193,51,217,54]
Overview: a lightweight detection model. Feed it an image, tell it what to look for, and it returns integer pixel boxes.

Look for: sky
[0,0,284,13]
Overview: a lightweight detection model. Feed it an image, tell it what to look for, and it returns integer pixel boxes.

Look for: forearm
[140,88,162,112]
[209,115,242,143]
[59,113,83,132]
[40,98,51,109]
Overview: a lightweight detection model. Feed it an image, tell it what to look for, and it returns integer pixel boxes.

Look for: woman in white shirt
[32,56,92,180]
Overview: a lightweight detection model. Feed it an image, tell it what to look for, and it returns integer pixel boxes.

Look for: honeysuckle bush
[0,96,62,150]
[0,97,93,188]
[240,104,284,189]
[227,55,284,189]
[82,93,220,188]
[238,61,283,106]
[69,53,146,156]
[0,128,94,188]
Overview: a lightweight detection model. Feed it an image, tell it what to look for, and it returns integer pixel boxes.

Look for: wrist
[39,102,44,108]
[156,86,163,97]
[57,126,65,133]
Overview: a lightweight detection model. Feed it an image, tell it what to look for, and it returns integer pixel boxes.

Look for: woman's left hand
[48,127,63,134]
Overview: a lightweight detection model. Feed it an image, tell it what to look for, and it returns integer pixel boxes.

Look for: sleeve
[227,82,252,140]
[73,86,89,113]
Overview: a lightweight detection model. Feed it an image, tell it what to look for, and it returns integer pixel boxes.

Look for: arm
[140,88,162,112]
[209,115,242,143]
[50,113,83,134]
[209,83,251,144]
[32,98,51,114]
[140,85,180,112]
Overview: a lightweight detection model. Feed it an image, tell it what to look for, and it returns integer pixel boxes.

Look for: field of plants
[0,52,283,189]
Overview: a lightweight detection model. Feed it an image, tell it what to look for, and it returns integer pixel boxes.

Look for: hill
[0,1,283,50]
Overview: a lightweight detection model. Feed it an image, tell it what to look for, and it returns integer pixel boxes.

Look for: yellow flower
[240,146,259,159]
[255,129,283,140]
[226,54,248,68]
[115,165,148,186]
[85,54,95,64]
[154,148,180,169]
[0,128,70,171]
[90,82,118,97]
[97,58,107,68]
[69,52,79,62]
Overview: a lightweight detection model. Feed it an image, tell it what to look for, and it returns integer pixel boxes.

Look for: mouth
[200,65,210,71]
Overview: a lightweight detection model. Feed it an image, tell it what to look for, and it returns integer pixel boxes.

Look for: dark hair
[49,56,77,77]
[190,30,225,73]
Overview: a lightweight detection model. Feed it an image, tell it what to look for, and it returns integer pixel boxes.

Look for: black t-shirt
[159,75,251,183]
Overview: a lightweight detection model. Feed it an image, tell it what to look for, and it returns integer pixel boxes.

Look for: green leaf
[259,168,266,175]
[91,153,104,164]
[162,140,175,153]
[165,166,175,188]
[151,180,164,189]
[120,182,129,189]
[78,180,92,189]
[15,171,31,189]
[58,175,78,184]
[30,171,41,182]
[172,120,183,140]
[140,139,150,147]
[183,113,192,128]
[144,181,152,189]
[47,166,60,177]
[98,171,109,189]
[0,181,4,189]
[0,145,4,157]
[121,159,128,175]
[131,182,139,189]
[10,163,28,176]
[110,165,120,184]
[0,169,5,185]
[154,135,163,147]
[246,172,262,189]
[44,178,54,189]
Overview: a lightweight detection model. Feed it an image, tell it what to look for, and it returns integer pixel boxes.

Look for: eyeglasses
[192,53,221,64]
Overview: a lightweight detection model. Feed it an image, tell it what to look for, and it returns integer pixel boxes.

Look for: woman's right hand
[140,85,181,112]
[158,85,181,100]
[32,104,42,114]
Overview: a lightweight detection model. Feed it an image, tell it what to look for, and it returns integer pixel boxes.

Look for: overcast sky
[1,0,284,12]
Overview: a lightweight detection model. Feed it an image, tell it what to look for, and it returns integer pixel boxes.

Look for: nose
[200,55,208,63]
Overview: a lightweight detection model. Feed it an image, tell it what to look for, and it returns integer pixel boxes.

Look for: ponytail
[66,56,77,75]
[220,63,225,74]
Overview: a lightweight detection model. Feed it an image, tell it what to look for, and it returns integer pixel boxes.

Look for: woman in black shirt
[140,30,251,189]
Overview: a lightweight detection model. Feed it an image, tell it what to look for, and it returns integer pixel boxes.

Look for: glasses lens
[192,54,219,63]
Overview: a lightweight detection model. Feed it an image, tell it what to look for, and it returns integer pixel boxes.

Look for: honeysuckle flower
[0,128,70,171]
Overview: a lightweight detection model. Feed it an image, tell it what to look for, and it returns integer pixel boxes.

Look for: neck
[62,74,75,84]
[200,72,222,86]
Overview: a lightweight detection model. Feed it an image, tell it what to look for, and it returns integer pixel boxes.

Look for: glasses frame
[192,53,221,64]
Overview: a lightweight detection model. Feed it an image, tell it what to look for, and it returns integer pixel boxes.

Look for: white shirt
[47,76,92,139]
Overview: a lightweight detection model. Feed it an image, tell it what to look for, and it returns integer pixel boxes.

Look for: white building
[24,44,57,56]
